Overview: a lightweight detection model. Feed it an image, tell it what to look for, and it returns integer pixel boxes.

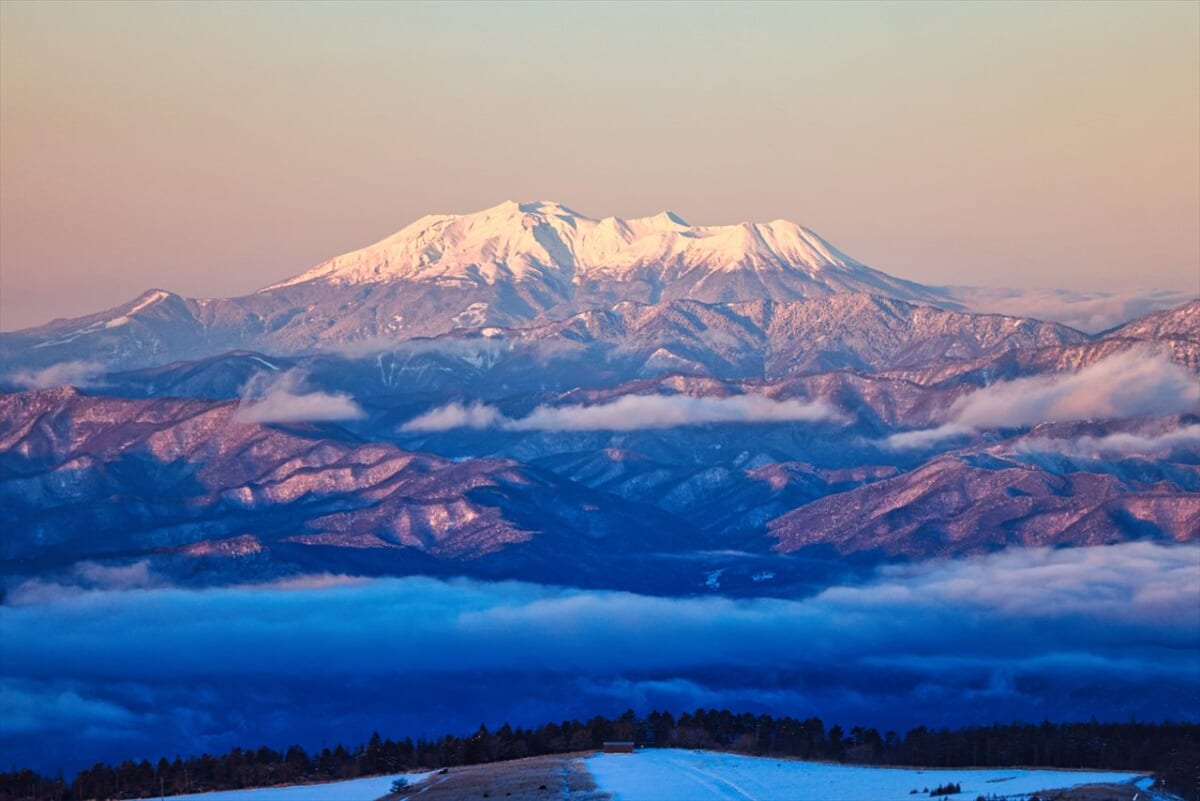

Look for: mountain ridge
[4,201,1195,376]
[1,201,957,373]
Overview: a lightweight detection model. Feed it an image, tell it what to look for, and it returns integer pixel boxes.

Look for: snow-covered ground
[156,771,433,801]
[587,749,1144,801]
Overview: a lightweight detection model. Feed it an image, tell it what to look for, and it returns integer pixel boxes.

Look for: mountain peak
[648,210,690,227]
[513,200,585,217]
[261,201,881,292]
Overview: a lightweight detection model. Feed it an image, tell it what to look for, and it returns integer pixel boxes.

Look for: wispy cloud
[819,540,1199,624]
[948,349,1197,427]
[1016,424,1200,460]
[880,423,974,451]
[7,561,160,605]
[0,678,139,735]
[7,360,105,390]
[885,348,1199,449]
[402,401,504,431]
[949,287,1195,333]
[402,393,842,433]
[234,370,365,424]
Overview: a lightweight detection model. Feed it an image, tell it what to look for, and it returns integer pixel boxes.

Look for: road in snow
[586,750,1144,801]
[155,771,434,801]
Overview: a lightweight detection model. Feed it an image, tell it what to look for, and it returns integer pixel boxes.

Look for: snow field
[156,771,434,801]
[586,749,1144,801]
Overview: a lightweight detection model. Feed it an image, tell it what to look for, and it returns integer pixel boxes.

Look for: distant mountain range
[0,202,1196,597]
[2,201,1191,375]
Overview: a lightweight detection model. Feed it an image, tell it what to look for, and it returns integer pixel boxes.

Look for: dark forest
[3,712,1196,801]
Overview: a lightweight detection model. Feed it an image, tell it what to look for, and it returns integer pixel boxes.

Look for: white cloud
[820,540,1200,624]
[8,360,105,389]
[506,394,841,431]
[401,401,505,432]
[5,543,1196,768]
[948,286,1195,333]
[948,348,1198,427]
[402,393,842,433]
[880,423,973,451]
[885,348,1199,449]
[235,370,364,424]
[4,543,1195,677]
[1016,424,1200,460]
[7,561,160,605]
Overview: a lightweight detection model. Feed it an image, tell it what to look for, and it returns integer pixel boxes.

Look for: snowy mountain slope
[75,295,1091,402]
[487,294,1088,380]
[768,447,1200,558]
[0,289,208,371]
[1106,298,1200,342]
[880,335,1200,388]
[11,381,1192,587]
[0,387,699,586]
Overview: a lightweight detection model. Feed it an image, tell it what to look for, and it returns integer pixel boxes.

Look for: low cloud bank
[11,561,160,605]
[235,370,365,424]
[402,393,841,433]
[948,287,1194,333]
[1016,425,1200,460]
[9,542,1191,674]
[403,401,505,431]
[7,360,105,390]
[885,349,1199,449]
[881,424,973,451]
[3,542,1196,771]
[948,349,1197,428]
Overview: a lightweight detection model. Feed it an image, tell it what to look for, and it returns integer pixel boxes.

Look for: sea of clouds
[2,541,1196,773]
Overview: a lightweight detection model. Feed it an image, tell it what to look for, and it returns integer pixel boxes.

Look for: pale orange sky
[1,0,1197,330]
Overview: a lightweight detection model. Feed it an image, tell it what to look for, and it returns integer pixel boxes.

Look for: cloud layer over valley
[5,360,106,390]
[885,349,1200,449]
[3,542,1195,772]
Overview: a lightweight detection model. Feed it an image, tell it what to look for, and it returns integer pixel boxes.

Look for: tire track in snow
[664,752,756,801]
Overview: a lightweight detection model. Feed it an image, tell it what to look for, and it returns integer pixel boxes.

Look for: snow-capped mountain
[266,200,945,303]
[7,200,1194,376]
[2,201,956,373]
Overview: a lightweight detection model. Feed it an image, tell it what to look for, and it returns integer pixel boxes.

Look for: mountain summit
[263,200,945,306]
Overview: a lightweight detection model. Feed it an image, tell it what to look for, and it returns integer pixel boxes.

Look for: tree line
[2,711,1196,801]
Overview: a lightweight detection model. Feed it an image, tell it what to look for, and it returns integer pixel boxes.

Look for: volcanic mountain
[264,200,945,302]
[2,201,957,373]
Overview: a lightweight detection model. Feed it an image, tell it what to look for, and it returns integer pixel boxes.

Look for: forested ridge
[3,712,1196,801]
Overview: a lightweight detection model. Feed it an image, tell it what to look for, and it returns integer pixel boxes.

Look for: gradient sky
[1,0,1197,330]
